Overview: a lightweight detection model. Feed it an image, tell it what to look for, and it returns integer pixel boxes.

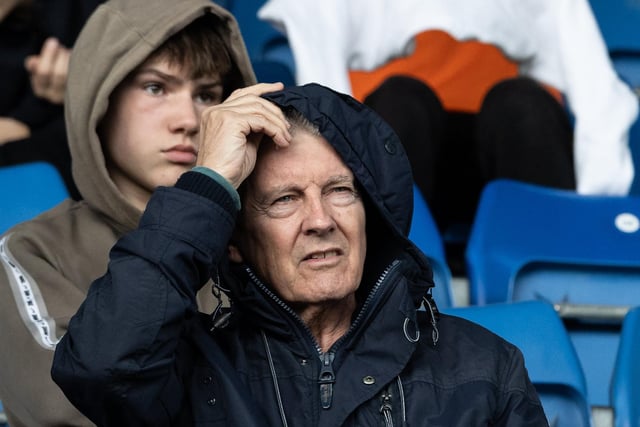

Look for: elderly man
[52,83,548,426]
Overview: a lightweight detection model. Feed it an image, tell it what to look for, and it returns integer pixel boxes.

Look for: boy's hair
[146,14,244,97]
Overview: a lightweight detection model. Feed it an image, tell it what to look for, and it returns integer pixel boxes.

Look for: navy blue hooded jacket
[52,83,548,426]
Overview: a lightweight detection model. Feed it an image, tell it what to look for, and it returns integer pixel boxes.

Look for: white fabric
[259,0,639,195]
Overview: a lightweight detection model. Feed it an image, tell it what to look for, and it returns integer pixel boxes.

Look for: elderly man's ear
[228,244,243,263]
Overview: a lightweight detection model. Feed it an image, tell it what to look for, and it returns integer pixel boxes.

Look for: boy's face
[101,55,224,211]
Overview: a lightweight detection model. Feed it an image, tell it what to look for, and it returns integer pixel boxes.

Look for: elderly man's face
[231,131,366,306]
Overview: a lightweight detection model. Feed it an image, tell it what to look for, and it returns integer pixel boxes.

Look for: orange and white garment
[259,0,639,195]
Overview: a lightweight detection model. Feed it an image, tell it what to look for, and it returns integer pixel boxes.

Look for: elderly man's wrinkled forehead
[240,111,355,201]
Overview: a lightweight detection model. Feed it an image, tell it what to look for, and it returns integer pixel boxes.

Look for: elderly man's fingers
[216,83,292,144]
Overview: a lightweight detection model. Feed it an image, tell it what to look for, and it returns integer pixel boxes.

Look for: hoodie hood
[65,0,256,232]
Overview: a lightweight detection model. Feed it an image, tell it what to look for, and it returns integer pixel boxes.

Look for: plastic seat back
[628,113,640,196]
[0,399,6,427]
[409,185,455,307]
[224,0,296,85]
[588,0,640,49]
[587,0,640,194]
[466,179,640,305]
[0,162,69,234]
[465,178,640,406]
[610,306,640,427]
[588,0,640,89]
[444,301,593,427]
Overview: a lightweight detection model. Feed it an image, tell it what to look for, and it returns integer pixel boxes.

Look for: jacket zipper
[314,260,401,410]
[245,260,402,411]
[319,351,336,409]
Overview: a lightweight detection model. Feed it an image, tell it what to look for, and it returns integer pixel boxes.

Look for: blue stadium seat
[0,162,69,234]
[587,0,640,194]
[629,114,640,195]
[466,179,640,306]
[587,0,640,49]
[610,306,640,427]
[465,178,640,407]
[222,0,296,85]
[409,185,455,308]
[443,301,592,427]
[0,399,7,426]
[588,0,640,90]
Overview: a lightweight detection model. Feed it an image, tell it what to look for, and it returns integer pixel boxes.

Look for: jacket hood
[260,84,434,303]
[65,0,256,231]
[263,83,415,241]
[223,84,434,341]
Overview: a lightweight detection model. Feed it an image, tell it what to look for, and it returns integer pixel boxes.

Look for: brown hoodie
[0,1,255,425]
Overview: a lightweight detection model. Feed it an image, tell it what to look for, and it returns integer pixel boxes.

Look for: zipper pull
[380,386,394,427]
[318,352,335,409]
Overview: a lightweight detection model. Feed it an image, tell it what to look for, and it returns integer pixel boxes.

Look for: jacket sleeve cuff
[175,168,240,214]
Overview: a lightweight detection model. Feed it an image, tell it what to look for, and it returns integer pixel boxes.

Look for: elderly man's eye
[333,186,353,194]
[264,195,299,218]
[274,195,295,204]
[327,186,358,205]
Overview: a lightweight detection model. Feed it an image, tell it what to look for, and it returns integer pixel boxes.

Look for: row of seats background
[1,0,639,426]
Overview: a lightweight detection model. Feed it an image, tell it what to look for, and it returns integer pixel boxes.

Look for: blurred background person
[0,0,103,199]
[259,0,639,273]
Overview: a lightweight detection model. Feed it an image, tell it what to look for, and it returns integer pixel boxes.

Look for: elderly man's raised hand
[196,83,292,188]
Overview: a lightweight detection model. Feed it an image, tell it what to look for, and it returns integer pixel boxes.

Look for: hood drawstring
[210,269,233,332]
[403,316,420,343]
[380,376,408,427]
[261,330,289,427]
[423,295,440,346]
[403,295,440,347]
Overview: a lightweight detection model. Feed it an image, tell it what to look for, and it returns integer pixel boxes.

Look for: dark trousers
[365,75,575,233]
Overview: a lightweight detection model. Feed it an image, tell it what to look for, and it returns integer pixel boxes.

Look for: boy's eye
[196,90,223,105]
[144,83,163,95]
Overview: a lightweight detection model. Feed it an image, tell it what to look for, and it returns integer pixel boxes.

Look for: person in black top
[0,0,103,199]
